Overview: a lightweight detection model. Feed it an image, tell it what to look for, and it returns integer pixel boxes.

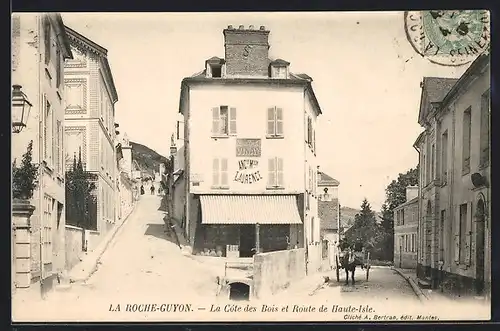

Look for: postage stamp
[404,10,490,66]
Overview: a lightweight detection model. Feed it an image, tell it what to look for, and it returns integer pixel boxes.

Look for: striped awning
[200,195,302,225]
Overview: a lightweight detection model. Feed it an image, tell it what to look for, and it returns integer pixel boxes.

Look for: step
[418,278,432,289]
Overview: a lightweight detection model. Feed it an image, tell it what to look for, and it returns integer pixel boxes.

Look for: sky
[62,12,469,211]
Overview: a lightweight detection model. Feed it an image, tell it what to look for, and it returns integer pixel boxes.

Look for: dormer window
[270,59,290,79]
[205,57,225,78]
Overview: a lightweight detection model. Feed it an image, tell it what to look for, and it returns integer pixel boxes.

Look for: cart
[335,248,371,281]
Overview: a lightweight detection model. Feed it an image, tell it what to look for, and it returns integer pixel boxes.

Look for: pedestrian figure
[140,185,145,195]
[150,185,155,195]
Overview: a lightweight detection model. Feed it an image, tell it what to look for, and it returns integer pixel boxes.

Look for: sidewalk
[67,200,138,284]
[270,269,334,301]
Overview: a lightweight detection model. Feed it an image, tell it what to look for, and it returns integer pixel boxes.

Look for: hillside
[130,141,169,178]
[340,206,383,231]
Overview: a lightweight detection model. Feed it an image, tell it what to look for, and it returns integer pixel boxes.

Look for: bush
[12,140,38,200]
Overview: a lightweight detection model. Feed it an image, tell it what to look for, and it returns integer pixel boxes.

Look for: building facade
[115,134,138,221]
[317,170,340,269]
[414,54,490,298]
[63,26,119,236]
[393,186,418,269]
[12,13,73,295]
[177,25,322,267]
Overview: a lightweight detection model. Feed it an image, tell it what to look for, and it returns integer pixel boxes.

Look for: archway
[229,282,250,301]
[475,198,486,295]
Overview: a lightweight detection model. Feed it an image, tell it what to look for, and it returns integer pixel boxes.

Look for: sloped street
[13,195,220,321]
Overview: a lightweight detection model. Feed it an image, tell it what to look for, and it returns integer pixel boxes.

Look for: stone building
[11,13,73,296]
[414,53,490,298]
[393,186,419,269]
[176,25,323,271]
[63,26,119,237]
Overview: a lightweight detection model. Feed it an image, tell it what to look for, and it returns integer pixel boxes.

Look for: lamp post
[12,85,33,134]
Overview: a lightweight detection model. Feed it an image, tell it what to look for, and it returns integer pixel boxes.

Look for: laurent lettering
[234,159,262,184]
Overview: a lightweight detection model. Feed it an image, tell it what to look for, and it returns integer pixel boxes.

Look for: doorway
[475,199,486,295]
[239,225,256,257]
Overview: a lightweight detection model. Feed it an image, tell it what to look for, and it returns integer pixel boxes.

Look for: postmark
[404,10,490,66]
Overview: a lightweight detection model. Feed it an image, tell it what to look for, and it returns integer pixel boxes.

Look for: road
[14,195,220,321]
[308,266,421,306]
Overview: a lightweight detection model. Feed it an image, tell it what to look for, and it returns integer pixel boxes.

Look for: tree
[343,198,381,252]
[65,149,97,230]
[12,140,39,200]
[379,165,420,261]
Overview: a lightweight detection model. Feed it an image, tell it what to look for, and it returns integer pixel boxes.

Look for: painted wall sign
[234,159,263,184]
[236,139,261,157]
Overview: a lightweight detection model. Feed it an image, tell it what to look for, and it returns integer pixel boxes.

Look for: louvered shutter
[454,233,460,263]
[212,158,219,186]
[229,107,237,134]
[276,107,283,136]
[221,158,228,186]
[267,107,275,135]
[268,158,276,186]
[212,107,220,135]
[277,158,284,187]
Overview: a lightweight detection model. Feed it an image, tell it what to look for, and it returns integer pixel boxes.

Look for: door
[239,225,256,258]
[475,199,486,295]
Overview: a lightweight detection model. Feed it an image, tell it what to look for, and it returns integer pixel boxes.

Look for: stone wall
[64,225,101,271]
[252,248,306,299]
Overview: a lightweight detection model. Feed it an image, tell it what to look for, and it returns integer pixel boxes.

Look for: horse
[338,249,361,285]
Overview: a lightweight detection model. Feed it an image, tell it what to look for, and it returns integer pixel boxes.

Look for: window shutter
[55,121,61,173]
[221,158,228,186]
[268,158,276,186]
[267,107,275,135]
[465,232,471,266]
[229,107,237,134]
[313,129,316,153]
[212,158,220,186]
[176,121,180,140]
[276,107,283,136]
[454,233,460,263]
[277,158,284,186]
[212,107,220,134]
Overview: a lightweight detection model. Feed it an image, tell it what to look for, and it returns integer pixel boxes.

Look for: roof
[48,14,73,60]
[317,171,340,186]
[199,195,302,225]
[180,71,322,116]
[418,77,458,125]
[440,53,490,109]
[65,25,119,104]
[270,58,290,65]
[318,200,339,230]
[394,196,419,211]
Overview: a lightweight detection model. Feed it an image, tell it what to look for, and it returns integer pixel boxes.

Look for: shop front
[193,194,303,257]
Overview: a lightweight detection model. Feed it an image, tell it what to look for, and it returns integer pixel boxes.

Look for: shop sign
[236,139,261,157]
[234,159,263,184]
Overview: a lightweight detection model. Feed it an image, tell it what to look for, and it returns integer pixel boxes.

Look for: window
[430,144,435,181]
[401,209,405,226]
[307,117,313,145]
[44,17,51,65]
[55,120,62,174]
[267,106,284,137]
[441,131,448,184]
[422,154,427,185]
[43,97,53,165]
[211,64,222,78]
[313,129,316,154]
[462,107,472,174]
[272,66,287,79]
[42,195,54,277]
[480,89,490,167]
[458,203,470,264]
[212,106,236,136]
[212,158,228,188]
[267,157,284,188]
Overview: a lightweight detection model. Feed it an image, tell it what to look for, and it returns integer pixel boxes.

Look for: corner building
[178,25,323,269]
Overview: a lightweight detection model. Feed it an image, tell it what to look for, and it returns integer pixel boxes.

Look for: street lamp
[12,85,33,134]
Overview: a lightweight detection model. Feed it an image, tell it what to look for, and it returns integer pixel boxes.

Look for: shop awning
[200,195,302,225]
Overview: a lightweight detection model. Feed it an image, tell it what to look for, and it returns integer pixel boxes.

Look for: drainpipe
[413,144,421,276]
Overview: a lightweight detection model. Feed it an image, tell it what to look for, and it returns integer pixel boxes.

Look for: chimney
[406,186,418,201]
[223,25,270,77]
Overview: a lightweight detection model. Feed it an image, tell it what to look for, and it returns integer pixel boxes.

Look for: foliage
[130,141,169,177]
[65,149,98,230]
[12,140,39,200]
[342,199,381,251]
